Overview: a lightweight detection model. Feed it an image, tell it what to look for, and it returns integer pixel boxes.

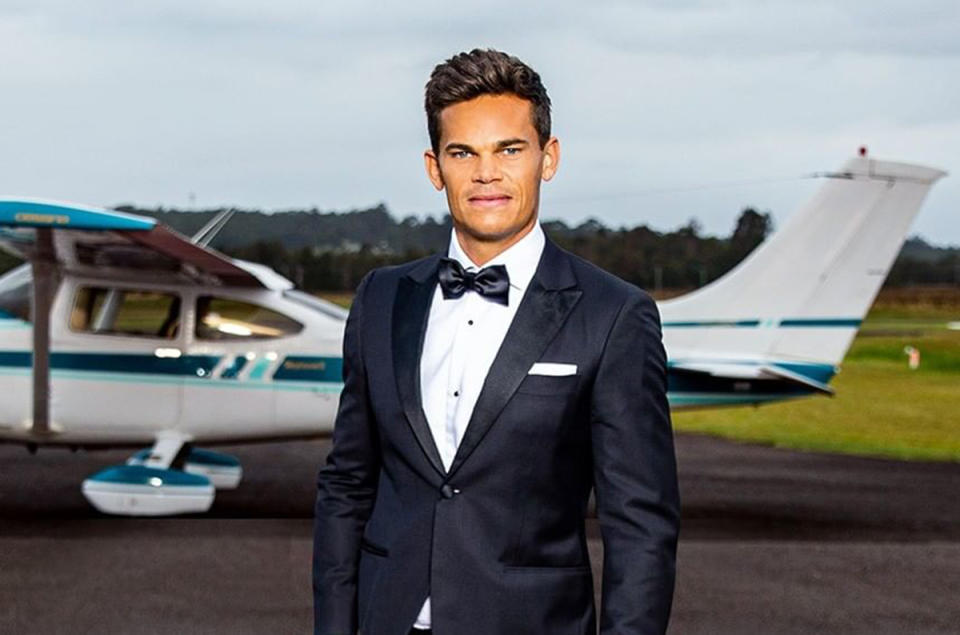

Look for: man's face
[424,94,559,253]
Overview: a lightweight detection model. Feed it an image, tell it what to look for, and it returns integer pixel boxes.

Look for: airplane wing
[0,198,268,288]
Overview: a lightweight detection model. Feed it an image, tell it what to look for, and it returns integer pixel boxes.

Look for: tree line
[0,205,957,292]
[212,207,775,292]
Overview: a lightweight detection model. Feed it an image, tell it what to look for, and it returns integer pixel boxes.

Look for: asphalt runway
[1,434,958,634]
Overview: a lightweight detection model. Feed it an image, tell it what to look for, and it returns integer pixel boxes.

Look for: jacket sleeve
[591,289,680,635]
[313,271,380,635]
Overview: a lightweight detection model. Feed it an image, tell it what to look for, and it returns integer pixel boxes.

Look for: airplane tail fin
[659,155,947,369]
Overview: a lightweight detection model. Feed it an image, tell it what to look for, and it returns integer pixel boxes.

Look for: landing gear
[81,464,214,516]
[128,447,243,489]
[81,432,241,516]
[182,448,242,489]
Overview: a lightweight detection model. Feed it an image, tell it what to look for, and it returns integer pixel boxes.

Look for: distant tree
[718,208,773,274]
[680,216,702,238]
[887,251,959,286]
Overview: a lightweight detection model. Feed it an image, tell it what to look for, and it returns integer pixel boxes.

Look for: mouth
[467,194,513,208]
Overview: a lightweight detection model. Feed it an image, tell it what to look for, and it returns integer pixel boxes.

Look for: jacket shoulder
[358,254,438,291]
[347,255,440,320]
[556,243,655,307]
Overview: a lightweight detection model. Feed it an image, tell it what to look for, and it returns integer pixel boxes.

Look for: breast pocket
[516,373,579,396]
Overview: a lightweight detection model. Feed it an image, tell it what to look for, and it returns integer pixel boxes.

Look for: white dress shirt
[412,221,545,630]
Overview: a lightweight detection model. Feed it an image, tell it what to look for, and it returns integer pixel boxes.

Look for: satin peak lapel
[392,258,446,477]
[447,240,582,477]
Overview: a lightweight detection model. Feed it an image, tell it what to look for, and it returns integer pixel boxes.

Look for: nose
[473,152,501,184]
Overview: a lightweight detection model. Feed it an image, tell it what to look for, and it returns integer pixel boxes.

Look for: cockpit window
[0,264,33,322]
[282,289,348,321]
[70,286,181,339]
[195,296,303,340]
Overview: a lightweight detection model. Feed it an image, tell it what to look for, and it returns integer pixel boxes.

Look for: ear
[540,136,560,182]
[424,149,445,191]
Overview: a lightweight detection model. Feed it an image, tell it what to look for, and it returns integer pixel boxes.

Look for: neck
[454,219,538,267]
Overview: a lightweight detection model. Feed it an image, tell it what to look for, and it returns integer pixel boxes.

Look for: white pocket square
[528,362,578,376]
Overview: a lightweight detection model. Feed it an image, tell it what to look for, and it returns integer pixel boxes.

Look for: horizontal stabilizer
[672,361,835,395]
[758,364,834,395]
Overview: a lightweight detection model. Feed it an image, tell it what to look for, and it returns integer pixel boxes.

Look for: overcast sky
[1,1,957,244]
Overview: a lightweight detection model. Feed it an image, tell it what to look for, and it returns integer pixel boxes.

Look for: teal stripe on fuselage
[273,356,343,383]
[0,351,30,367]
[54,351,220,376]
[0,366,343,392]
[663,317,861,328]
[248,358,272,380]
[778,318,862,327]
[664,319,760,328]
[0,350,344,390]
[0,350,220,376]
[0,351,818,406]
[220,356,248,379]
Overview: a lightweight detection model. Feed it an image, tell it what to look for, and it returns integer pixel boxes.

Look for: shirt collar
[447,222,545,293]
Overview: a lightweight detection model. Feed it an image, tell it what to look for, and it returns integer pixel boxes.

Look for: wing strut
[31,227,56,435]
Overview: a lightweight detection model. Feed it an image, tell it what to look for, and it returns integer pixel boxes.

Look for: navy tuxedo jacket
[313,237,680,635]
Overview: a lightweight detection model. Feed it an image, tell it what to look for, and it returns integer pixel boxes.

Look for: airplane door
[178,292,281,441]
[52,280,185,441]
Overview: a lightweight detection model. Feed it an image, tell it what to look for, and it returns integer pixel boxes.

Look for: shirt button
[468,320,474,325]
[453,390,459,397]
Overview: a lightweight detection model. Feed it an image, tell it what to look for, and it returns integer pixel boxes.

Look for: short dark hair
[425,48,551,154]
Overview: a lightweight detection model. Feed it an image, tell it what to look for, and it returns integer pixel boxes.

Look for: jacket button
[440,484,455,499]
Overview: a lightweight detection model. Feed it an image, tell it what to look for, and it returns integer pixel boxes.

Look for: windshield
[196,295,303,340]
[282,289,348,321]
[0,263,32,322]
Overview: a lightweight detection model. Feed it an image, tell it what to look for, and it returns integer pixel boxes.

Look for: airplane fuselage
[0,265,346,446]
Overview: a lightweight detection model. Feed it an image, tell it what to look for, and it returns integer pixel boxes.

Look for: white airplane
[0,153,947,516]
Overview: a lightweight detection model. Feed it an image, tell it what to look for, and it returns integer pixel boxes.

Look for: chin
[453,205,535,244]
[463,222,529,244]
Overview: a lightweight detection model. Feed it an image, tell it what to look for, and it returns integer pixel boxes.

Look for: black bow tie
[438,257,510,306]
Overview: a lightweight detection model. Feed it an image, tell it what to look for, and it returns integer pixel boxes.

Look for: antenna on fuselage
[191,208,236,247]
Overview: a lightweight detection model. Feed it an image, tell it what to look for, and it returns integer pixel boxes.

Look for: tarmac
[1,433,958,634]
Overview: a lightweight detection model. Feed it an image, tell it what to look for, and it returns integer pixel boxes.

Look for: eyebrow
[495,138,529,149]
[444,143,475,153]
[443,138,530,153]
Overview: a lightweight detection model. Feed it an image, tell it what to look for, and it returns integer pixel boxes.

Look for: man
[313,48,680,635]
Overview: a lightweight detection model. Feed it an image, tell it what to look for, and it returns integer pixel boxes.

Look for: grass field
[319,286,960,462]
[672,287,960,461]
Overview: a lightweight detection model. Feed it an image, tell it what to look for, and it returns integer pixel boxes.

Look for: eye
[501,147,522,156]
[449,150,473,159]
